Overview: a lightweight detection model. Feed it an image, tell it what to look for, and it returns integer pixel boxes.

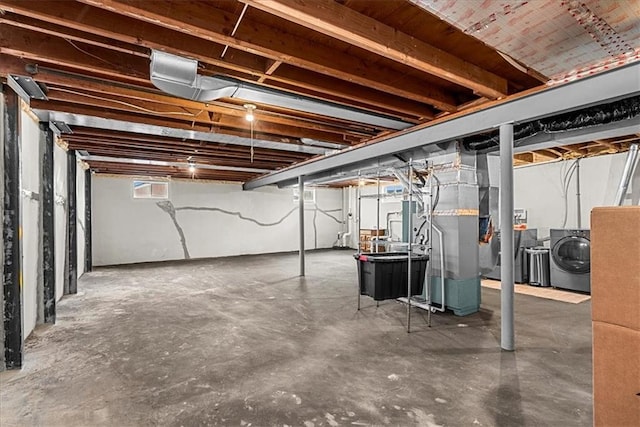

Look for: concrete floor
[1,250,592,426]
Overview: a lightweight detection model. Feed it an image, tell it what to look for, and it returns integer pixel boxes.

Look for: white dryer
[550,229,591,293]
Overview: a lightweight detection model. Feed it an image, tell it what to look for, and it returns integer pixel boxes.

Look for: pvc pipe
[500,123,515,351]
[298,175,305,277]
[614,144,639,206]
[341,186,353,247]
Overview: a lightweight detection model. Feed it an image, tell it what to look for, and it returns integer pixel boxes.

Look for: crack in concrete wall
[157,201,191,260]
[156,201,342,259]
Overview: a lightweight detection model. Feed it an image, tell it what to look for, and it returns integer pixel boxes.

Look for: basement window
[133,180,169,199]
[293,187,316,204]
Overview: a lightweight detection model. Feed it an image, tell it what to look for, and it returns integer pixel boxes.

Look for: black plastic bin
[354,252,429,301]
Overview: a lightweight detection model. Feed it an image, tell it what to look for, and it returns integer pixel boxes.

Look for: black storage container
[354,252,429,301]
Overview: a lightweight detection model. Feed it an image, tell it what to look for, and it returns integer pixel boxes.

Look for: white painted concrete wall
[76,162,86,277]
[93,176,344,266]
[20,108,40,339]
[514,152,638,239]
[54,142,67,302]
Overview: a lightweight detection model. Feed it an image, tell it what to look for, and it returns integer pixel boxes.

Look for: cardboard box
[591,207,640,331]
[593,321,640,427]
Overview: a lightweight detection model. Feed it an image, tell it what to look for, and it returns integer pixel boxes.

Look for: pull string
[250,119,254,163]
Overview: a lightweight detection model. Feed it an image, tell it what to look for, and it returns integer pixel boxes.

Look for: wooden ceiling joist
[77,0,458,112]
[240,0,508,100]
[1,0,581,183]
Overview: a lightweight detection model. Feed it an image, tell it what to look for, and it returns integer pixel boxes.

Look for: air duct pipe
[614,144,639,206]
[149,50,412,130]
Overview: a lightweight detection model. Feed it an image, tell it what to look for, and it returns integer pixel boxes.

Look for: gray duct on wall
[149,50,413,131]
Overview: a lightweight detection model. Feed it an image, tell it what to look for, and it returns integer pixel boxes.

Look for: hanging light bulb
[244,103,256,122]
[187,158,196,173]
[243,104,256,163]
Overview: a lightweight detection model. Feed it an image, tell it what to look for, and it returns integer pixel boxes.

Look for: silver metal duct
[150,51,239,101]
[43,112,327,155]
[149,50,412,130]
[77,154,272,174]
[614,143,639,205]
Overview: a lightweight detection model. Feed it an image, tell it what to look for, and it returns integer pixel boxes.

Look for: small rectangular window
[133,180,169,199]
[293,187,316,204]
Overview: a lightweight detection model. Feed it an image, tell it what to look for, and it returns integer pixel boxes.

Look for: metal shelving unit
[355,160,445,332]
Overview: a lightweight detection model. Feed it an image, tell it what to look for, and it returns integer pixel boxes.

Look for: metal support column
[40,123,55,324]
[67,150,77,294]
[84,169,92,273]
[576,159,582,228]
[298,175,305,277]
[375,174,380,253]
[406,160,413,333]
[3,86,22,369]
[356,171,361,310]
[500,123,515,351]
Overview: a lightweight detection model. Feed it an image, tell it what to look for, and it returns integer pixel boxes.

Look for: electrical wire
[51,87,201,117]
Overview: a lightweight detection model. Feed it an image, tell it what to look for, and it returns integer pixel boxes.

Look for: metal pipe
[376,174,380,253]
[576,159,582,228]
[357,172,362,310]
[298,175,305,277]
[407,161,413,333]
[614,143,639,206]
[500,123,515,351]
[427,167,433,327]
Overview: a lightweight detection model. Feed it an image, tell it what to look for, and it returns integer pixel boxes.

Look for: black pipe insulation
[463,95,640,151]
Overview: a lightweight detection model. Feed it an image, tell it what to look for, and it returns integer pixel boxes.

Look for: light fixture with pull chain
[244,104,256,163]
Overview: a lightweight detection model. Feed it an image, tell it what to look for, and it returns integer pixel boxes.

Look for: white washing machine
[550,229,591,293]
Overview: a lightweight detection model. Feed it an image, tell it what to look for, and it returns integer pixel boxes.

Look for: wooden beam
[0,9,437,121]
[241,0,508,99]
[29,98,352,145]
[64,134,310,164]
[78,0,458,111]
[259,59,283,83]
[264,64,434,120]
[0,57,385,137]
[0,0,266,77]
[67,143,287,170]
[87,161,259,182]
[0,12,148,58]
[0,27,150,85]
[44,83,376,138]
[68,127,312,161]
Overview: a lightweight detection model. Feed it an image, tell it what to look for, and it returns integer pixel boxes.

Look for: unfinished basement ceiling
[412,0,640,83]
[0,0,638,182]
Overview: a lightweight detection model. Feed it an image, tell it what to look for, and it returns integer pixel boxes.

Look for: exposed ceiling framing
[0,0,638,183]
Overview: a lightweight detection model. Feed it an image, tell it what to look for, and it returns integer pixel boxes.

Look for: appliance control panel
[568,229,589,238]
